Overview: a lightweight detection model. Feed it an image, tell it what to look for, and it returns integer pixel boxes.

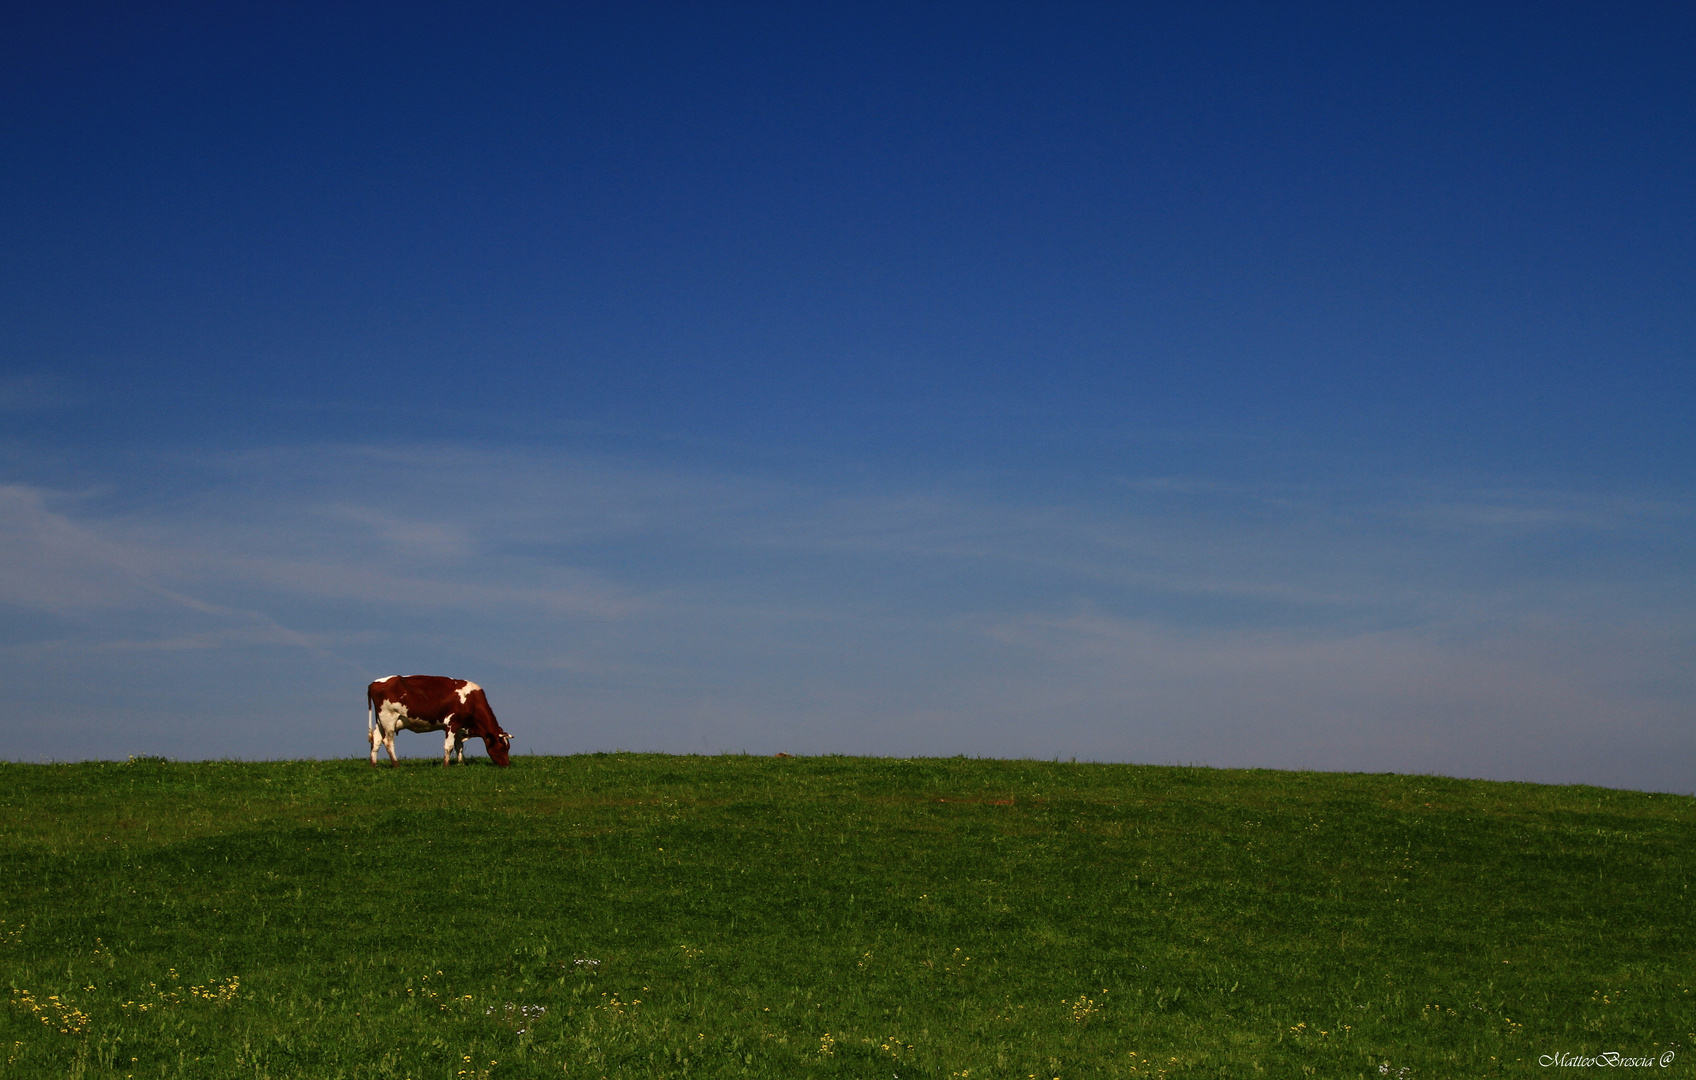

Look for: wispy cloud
[0,445,1689,789]
[0,484,164,610]
[0,373,78,413]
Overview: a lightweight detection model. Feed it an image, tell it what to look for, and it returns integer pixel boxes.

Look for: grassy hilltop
[0,754,1691,1079]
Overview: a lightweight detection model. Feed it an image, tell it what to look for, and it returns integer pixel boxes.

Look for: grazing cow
[367,675,513,767]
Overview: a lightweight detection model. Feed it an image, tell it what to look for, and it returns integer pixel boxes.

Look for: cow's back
[369,675,468,727]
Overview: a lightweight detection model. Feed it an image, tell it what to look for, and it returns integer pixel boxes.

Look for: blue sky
[2,3,1691,791]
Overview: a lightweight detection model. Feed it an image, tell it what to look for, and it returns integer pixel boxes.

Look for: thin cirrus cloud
[0,443,1688,792]
[0,374,78,414]
[0,484,165,611]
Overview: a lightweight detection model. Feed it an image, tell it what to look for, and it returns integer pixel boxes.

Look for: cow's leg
[454,731,467,764]
[383,728,400,767]
[443,727,454,767]
[368,724,379,767]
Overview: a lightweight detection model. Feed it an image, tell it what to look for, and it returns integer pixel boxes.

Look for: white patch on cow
[375,675,398,683]
[455,680,481,703]
[372,698,412,766]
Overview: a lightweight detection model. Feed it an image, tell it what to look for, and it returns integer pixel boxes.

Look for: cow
[367,675,513,767]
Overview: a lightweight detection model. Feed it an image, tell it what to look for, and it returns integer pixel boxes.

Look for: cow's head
[481,731,512,767]
[459,685,513,767]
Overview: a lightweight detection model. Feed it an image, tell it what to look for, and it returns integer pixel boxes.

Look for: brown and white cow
[367,675,513,767]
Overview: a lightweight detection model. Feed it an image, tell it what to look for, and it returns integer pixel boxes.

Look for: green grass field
[1,754,1691,1079]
